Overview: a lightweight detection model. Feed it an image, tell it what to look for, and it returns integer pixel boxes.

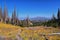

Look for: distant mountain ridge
[20,17,50,22]
[30,17,50,22]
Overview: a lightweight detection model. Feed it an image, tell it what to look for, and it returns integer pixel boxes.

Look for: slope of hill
[0,23,60,40]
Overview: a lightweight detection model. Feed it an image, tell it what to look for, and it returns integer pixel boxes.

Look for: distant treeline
[32,8,60,28]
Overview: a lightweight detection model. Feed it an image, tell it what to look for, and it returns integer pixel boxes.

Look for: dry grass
[0,22,60,40]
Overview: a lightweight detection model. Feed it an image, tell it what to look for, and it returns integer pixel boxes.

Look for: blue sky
[0,0,60,19]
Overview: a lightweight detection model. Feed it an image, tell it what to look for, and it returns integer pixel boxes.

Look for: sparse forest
[0,5,60,28]
[0,5,33,27]
[41,8,60,28]
[0,1,60,40]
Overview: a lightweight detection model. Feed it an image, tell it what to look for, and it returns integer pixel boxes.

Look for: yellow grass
[0,22,60,40]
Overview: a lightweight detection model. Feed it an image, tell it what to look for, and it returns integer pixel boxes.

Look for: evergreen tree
[16,12,22,26]
[26,16,30,27]
[0,6,3,22]
[51,14,58,27]
[57,8,60,26]
[3,5,8,23]
[11,7,17,25]
[57,8,60,20]
[21,16,31,27]
[52,14,56,21]
[25,16,33,27]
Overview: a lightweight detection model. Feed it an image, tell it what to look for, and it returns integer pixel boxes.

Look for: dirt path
[16,29,23,40]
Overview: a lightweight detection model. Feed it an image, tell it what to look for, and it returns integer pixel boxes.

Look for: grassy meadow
[0,22,60,40]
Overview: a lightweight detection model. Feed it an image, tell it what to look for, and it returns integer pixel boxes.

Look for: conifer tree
[16,12,21,26]
[57,8,60,26]
[25,16,33,27]
[57,8,60,20]
[0,6,3,22]
[26,16,30,27]
[3,5,8,23]
[11,7,17,25]
[52,14,56,21]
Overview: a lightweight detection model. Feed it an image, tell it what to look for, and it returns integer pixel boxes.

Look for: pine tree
[57,8,60,26]
[3,5,8,23]
[57,8,60,20]
[22,16,30,27]
[11,12,14,24]
[52,14,56,21]
[11,7,17,25]
[51,14,58,27]
[16,12,21,26]
[0,6,3,22]
[25,16,33,27]
[26,16,30,27]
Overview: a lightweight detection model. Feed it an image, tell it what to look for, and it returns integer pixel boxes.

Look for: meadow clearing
[0,22,60,40]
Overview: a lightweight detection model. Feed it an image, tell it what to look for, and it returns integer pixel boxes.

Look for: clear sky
[0,0,60,19]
